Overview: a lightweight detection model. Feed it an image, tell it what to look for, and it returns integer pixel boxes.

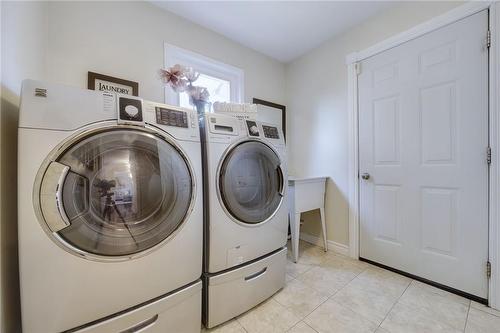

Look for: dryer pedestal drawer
[204,248,286,328]
[72,280,201,333]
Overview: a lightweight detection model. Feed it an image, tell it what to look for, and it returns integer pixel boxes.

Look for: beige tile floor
[203,240,500,333]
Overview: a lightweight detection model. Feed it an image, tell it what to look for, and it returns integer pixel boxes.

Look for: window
[164,44,244,109]
[178,73,231,109]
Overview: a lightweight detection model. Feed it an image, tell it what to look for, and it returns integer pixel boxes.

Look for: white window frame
[164,43,244,107]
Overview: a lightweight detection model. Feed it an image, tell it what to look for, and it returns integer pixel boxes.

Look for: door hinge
[487,146,492,165]
[487,261,492,279]
[487,29,491,49]
[355,62,361,75]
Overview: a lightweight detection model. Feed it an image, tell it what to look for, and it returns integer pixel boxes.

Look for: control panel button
[118,96,143,124]
[246,120,259,136]
[124,105,139,117]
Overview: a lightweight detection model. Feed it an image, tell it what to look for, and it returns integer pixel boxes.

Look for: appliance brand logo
[34,88,47,97]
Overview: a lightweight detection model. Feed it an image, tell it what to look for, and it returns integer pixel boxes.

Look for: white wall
[286,1,463,246]
[46,1,286,104]
[1,2,48,332]
[0,1,285,331]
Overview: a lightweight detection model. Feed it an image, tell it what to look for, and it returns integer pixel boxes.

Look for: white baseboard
[299,232,350,257]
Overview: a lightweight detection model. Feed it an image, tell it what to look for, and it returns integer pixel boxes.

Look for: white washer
[18,80,203,333]
[202,113,288,328]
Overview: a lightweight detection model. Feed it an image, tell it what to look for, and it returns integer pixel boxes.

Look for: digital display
[262,125,280,139]
[155,107,188,128]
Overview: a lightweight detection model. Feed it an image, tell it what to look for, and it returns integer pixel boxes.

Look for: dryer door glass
[219,141,284,224]
[50,128,193,257]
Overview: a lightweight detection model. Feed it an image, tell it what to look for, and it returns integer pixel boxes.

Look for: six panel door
[358,10,489,298]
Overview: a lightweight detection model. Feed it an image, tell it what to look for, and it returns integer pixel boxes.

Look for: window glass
[179,73,231,109]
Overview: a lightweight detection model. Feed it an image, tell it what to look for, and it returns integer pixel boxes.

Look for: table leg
[320,207,328,252]
[290,212,301,263]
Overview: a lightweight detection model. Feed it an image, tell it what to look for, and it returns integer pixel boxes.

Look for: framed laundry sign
[88,71,139,96]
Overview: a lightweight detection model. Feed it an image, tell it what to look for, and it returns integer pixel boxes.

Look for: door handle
[361,173,370,180]
[40,161,71,232]
[277,165,285,197]
[244,267,267,282]
[120,314,158,333]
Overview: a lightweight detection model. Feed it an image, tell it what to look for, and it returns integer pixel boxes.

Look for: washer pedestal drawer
[72,280,202,333]
[203,248,286,329]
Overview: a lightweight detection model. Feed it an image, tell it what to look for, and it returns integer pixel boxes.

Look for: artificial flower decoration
[159,64,210,105]
[159,64,188,92]
[188,86,209,102]
[184,67,200,83]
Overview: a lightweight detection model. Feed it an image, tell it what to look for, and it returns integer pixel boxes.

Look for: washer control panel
[262,125,280,139]
[246,120,260,137]
[155,107,188,128]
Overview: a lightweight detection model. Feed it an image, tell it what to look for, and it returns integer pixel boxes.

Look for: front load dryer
[202,113,288,328]
[18,80,203,333]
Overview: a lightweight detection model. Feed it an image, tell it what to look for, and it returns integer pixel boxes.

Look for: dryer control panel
[143,101,199,141]
[262,125,280,139]
[155,107,188,128]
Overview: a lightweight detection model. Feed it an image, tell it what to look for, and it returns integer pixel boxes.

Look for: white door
[359,10,489,298]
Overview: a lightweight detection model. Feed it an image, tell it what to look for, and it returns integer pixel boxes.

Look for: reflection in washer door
[219,141,284,224]
[50,128,193,257]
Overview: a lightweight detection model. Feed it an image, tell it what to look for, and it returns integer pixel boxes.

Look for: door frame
[346,1,500,309]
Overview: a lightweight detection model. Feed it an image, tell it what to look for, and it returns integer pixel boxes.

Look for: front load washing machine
[18,80,203,332]
[202,113,288,328]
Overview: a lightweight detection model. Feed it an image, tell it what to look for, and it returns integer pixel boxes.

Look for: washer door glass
[219,141,284,224]
[47,128,193,257]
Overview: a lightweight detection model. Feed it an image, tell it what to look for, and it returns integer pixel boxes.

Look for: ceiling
[152,1,396,63]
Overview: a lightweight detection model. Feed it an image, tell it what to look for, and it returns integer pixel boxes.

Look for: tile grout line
[235,316,249,332]
[285,321,300,333]
[289,245,411,330]
[287,261,315,279]
[303,321,320,333]
[472,303,500,319]
[302,260,375,328]
[285,320,320,333]
[374,278,413,331]
[323,261,370,302]
[272,281,330,322]
[463,302,471,333]
[322,256,371,300]
[285,246,385,331]
[282,252,357,324]
[288,245,491,333]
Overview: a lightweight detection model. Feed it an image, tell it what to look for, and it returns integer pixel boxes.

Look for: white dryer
[18,80,203,333]
[202,113,288,328]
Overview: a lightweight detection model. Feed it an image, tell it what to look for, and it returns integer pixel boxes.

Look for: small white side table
[288,176,328,263]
